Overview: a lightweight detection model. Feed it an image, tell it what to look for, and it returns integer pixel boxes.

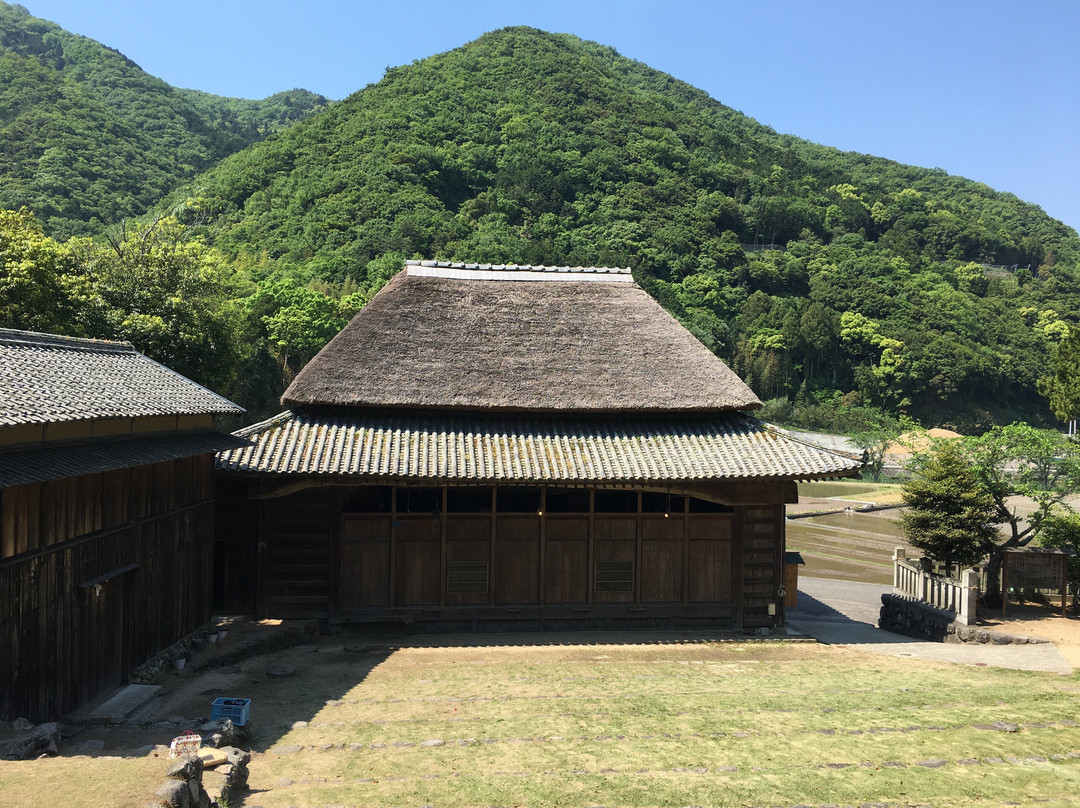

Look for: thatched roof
[283,261,761,413]
[0,329,242,425]
[218,409,863,482]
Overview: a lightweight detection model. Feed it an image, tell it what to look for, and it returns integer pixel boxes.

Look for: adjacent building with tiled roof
[216,261,861,631]
[1,329,245,722]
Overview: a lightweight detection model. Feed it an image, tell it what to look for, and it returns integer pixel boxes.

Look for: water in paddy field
[786,510,910,586]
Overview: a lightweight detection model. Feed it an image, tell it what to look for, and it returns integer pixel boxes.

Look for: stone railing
[893,548,979,626]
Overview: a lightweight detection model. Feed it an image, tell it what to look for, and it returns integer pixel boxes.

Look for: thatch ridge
[283,266,761,413]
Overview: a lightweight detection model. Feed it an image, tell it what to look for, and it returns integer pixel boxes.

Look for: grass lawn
[197,639,1080,806]
[2,636,1078,807]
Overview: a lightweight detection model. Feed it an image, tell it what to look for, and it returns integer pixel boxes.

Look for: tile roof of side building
[282,261,763,413]
[0,329,242,426]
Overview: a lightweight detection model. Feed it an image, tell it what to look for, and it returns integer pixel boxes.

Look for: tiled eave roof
[216,411,864,483]
[0,329,242,425]
[0,431,251,489]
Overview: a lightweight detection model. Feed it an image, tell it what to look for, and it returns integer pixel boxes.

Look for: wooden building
[0,329,244,722]
[216,262,861,632]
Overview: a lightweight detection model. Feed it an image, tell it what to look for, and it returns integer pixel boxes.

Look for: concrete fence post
[956,568,979,626]
[893,548,906,592]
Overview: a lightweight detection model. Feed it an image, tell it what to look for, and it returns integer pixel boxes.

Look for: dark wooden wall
[243,484,784,631]
[1,455,215,722]
[258,488,335,618]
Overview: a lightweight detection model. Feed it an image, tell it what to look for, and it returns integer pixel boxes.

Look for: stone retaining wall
[879,593,1051,645]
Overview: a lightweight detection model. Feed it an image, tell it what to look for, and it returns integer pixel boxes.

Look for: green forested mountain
[2,17,1079,431]
[0,2,328,236]
[166,26,1079,430]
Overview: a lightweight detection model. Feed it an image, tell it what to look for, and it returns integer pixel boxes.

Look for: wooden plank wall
[738,505,784,628]
[259,488,334,618]
[1,455,215,722]
[254,486,776,626]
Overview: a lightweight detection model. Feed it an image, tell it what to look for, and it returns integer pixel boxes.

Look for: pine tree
[898,441,1002,576]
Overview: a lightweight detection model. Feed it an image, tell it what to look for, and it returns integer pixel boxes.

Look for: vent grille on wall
[448,562,489,593]
[595,560,634,593]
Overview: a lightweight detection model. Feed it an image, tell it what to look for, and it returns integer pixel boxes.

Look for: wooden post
[586,490,594,605]
[439,487,447,608]
[389,486,397,607]
[634,492,642,605]
[488,487,496,607]
[1001,555,1008,617]
[1063,554,1069,618]
[681,496,689,607]
[538,487,546,605]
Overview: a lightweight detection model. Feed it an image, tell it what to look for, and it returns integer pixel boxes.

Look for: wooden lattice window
[595,560,634,593]
[447,562,489,594]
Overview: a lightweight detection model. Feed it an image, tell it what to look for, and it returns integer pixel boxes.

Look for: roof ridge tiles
[404,258,630,275]
[0,328,138,355]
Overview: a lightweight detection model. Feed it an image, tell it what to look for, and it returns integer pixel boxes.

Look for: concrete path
[788,576,1074,674]
[77,684,162,723]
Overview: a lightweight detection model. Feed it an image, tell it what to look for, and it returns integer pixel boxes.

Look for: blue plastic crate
[211,697,251,726]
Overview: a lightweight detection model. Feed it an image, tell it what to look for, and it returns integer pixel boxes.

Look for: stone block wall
[879,593,1052,645]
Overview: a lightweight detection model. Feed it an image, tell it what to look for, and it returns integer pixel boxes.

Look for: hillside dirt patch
[885,427,963,463]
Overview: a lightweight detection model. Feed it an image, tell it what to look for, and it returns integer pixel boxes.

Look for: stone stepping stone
[916,758,949,768]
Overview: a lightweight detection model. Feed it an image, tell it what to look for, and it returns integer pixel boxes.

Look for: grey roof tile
[0,329,242,425]
[217,411,863,482]
[0,431,251,488]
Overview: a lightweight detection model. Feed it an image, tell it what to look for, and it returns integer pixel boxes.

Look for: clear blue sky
[20,0,1080,233]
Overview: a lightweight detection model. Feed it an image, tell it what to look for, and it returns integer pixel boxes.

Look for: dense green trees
[0,2,327,236]
[897,425,1080,605]
[153,26,1079,429]
[0,208,361,418]
[964,424,1080,605]
[0,206,75,332]
[1,17,1079,428]
[1038,326,1080,423]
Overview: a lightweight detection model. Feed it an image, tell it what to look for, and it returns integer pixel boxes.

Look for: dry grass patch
[0,755,163,808]
[240,639,1080,807]
[3,638,1078,807]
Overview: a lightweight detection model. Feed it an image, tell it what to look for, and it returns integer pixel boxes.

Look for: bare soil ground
[984,602,1080,667]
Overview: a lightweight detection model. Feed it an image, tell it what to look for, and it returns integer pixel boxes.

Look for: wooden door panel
[688,540,733,602]
[446,516,491,605]
[641,539,683,602]
[394,518,440,606]
[496,516,540,604]
[341,516,391,607]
